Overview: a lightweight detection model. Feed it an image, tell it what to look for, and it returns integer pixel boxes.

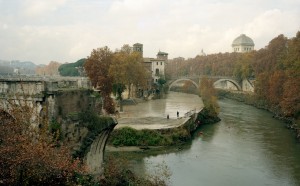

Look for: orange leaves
[0,103,86,185]
[268,70,286,105]
[84,46,115,114]
[200,77,219,117]
[280,77,300,117]
[35,61,61,76]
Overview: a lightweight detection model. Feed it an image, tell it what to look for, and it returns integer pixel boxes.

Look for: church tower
[133,43,143,57]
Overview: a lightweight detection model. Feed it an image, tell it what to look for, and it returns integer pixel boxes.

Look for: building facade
[232,34,255,53]
[132,43,168,87]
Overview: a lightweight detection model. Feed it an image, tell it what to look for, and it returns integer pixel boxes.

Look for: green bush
[110,127,191,147]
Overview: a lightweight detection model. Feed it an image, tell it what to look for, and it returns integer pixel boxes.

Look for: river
[108,92,300,186]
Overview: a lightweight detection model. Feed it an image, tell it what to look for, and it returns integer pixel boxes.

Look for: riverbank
[217,90,300,141]
[108,92,221,148]
[117,98,300,186]
[108,107,219,148]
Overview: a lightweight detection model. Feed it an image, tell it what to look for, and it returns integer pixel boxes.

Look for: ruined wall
[50,90,92,119]
[45,90,101,152]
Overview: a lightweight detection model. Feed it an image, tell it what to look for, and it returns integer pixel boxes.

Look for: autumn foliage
[110,45,147,99]
[166,31,300,118]
[84,46,115,114]
[199,77,220,118]
[35,61,61,76]
[0,101,85,185]
[84,45,147,113]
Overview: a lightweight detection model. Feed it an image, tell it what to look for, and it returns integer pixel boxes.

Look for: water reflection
[108,94,300,186]
[120,91,203,119]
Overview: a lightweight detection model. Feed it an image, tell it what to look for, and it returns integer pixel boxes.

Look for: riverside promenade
[115,92,204,130]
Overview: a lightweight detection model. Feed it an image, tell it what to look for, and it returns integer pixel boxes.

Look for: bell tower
[133,43,143,57]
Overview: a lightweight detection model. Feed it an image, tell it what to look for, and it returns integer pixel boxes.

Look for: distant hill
[0,65,14,75]
[0,60,37,74]
[58,58,86,76]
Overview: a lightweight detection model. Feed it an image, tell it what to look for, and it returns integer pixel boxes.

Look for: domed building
[232,34,254,53]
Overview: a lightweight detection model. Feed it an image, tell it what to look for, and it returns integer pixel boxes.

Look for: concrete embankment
[116,109,201,133]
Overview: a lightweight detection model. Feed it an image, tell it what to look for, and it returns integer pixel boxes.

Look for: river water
[108,92,300,186]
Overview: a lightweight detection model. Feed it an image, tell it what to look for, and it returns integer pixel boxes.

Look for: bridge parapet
[0,76,91,96]
[168,75,254,92]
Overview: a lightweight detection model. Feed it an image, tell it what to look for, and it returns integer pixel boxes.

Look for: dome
[232,34,254,47]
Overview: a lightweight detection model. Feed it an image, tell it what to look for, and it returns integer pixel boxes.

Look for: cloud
[21,0,68,17]
[242,9,300,49]
[0,0,299,64]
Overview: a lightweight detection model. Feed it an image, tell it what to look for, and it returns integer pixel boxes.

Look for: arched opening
[169,78,199,94]
[213,79,241,91]
[155,69,159,76]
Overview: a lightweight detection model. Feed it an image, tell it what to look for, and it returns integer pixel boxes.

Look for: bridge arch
[213,79,241,91]
[86,120,117,175]
[168,78,199,91]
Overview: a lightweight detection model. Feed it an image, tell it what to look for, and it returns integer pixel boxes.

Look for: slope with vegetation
[58,58,86,76]
[166,31,300,120]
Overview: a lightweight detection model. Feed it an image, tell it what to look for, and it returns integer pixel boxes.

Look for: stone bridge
[168,75,254,92]
[0,76,117,175]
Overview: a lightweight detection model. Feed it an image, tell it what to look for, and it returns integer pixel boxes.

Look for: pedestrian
[167,114,169,119]
[115,110,120,118]
[177,111,179,118]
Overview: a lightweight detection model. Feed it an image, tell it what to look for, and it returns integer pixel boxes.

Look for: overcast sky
[0,0,299,64]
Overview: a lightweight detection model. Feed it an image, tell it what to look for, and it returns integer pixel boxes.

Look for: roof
[133,43,143,46]
[232,34,254,47]
[143,58,154,62]
[157,51,168,55]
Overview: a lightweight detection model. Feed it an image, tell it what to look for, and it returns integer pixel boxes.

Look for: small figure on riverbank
[115,110,120,118]
[167,114,169,119]
[177,111,179,118]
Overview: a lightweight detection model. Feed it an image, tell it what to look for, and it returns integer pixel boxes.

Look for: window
[155,69,159,75]
[156,62,158,65]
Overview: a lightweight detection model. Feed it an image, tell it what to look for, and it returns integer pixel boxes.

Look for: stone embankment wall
[157,110,202,136]
[181,112,200,133]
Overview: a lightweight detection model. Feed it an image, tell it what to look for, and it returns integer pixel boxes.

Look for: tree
[84,46,115,114]
[0,101,85,185]
[268,71,286,109]
[109,45,147,99]
[199,77,219,117]
[280,77,300,117]
[112,83,126,112]
[58,58,86,76]
[35,61,61,76]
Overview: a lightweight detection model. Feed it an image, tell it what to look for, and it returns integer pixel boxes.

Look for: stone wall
[214,80,238,91]
[242,79,254,92]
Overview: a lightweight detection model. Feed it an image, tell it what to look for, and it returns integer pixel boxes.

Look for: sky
[0,0,299,65]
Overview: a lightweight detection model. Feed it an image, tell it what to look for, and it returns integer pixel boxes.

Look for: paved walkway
[114,92,203,130]
[115,116,187,130]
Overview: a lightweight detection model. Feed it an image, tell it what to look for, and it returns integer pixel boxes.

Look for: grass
[109,126,191,147]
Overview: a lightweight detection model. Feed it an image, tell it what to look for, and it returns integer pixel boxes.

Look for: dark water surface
[108,94,300,186]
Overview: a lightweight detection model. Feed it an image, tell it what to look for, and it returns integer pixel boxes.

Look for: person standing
[177,111,179,118]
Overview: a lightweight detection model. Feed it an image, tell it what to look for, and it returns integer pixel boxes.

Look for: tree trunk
[119,97,123,112]
[127,83,131,99]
